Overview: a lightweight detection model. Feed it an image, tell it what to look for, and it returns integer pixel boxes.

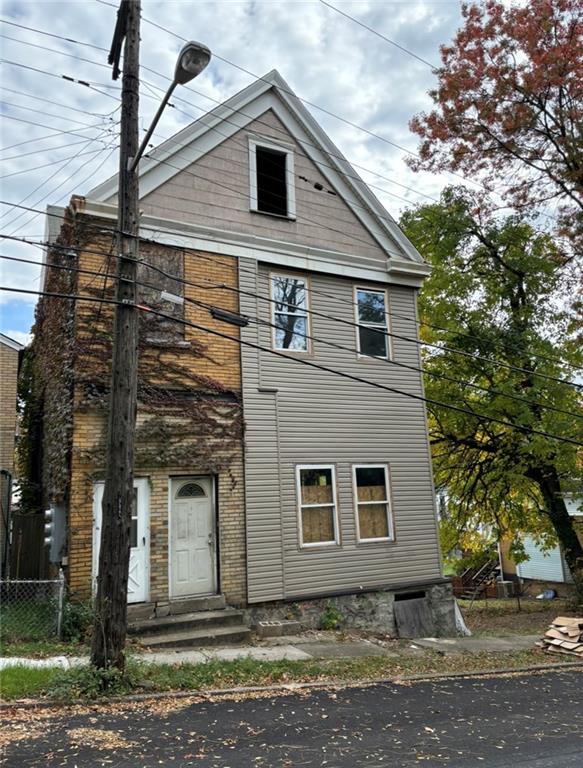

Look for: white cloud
[2,329,32,346]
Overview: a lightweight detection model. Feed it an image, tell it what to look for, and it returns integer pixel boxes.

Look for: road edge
[1,659,582,712]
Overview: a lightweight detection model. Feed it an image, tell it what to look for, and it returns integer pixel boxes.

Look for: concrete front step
[168,595,226,614]
[128,608,245,637]
[136,625,252,649]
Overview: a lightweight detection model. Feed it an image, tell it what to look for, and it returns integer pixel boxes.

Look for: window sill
[356,537,395,545]
[356,353,391,362]
[273,347,312,357]
[299,541,341,551]
[250,208,296,222]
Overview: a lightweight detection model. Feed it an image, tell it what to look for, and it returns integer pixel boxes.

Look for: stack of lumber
[538,616,583,658]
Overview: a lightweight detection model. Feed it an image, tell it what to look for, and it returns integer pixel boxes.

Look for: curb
[1,660,581,712]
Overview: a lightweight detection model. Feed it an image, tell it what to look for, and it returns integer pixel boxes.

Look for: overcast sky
[0,0,469,344]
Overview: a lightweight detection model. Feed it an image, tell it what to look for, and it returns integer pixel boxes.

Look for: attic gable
[88,71,424,269]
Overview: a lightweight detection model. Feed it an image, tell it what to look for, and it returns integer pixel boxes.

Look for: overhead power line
[319,0,438,69]
[2,248,581,422]
[1,282,581,446]
[0,26,435,210]
[3,228,580,389]
[0,146,115,180]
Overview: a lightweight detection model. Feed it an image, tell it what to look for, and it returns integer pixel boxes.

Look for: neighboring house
[0,333,24,577]
[31,71,455,637]
[499,497,583,592]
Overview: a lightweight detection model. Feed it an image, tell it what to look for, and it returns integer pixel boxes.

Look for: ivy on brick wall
[17,212,78,512]
[19,206,244,513]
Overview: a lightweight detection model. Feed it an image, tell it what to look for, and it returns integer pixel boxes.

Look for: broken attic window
[256,146,288,216]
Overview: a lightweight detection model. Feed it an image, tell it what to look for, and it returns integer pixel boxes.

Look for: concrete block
[256,620,302,638]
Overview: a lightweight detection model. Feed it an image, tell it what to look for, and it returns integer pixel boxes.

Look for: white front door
[170,476,216,598]
[92,478,150,604]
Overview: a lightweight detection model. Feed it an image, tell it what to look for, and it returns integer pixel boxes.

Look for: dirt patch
[459,598,576,636]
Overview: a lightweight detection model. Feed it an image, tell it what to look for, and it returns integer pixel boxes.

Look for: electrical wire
[1,124,118,233]
[2,211,579,386]
[1,99,108,128]
[0,85,117,119]
[1,281,580,447]
[2,249,581,422]
[3,13,562,229]
[0,147,113,180]
[319,0,437,69]
[1,142,118,239]
[3,230,580,388]
[0,28,435,212]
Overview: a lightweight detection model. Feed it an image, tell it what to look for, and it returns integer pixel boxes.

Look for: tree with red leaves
[409,0,582,243]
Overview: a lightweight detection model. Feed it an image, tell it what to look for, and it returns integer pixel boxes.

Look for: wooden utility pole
[91,0,141,671]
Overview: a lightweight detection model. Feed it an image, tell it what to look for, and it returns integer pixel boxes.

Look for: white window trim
[270,272,311,353]
[296,464,339,548]
[354,286,391,360]
[352,464,394,543]
[248,137,296,219]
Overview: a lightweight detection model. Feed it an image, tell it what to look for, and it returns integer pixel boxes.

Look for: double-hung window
[353,465,393,542]
[355,288,389,358]
[271,274,309,351]
[297,466,339,547]
[249,138,296,218]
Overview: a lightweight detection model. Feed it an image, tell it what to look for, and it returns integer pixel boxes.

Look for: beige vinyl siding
[240,259,442,602]
[140,109,387,265]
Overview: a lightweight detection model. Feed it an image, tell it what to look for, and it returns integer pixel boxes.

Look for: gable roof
[88,70,424,266]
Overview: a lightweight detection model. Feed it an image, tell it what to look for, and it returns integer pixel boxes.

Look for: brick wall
[0,341,20,474]
[67,215,247,606]
[0,340,20,573]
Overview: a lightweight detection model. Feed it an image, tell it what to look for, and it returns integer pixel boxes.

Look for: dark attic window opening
[256,146,288,216]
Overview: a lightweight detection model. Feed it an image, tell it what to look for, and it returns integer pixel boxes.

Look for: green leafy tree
[401,187,583,597]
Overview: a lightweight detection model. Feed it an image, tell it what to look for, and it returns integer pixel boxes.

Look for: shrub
[320,600,342,630]
[60,600,93,643]
[48,661,141,701]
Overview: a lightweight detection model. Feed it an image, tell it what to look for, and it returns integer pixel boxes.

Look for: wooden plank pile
[537,616,583,658]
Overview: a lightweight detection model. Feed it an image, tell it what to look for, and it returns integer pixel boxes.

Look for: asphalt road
[2,669,583,767]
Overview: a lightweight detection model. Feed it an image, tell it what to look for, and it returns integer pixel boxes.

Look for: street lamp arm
[129,81,177,173]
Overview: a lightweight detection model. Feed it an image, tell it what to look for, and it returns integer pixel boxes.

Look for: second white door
[170,477,216,598]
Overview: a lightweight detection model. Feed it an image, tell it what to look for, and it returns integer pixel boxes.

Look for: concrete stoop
[128,600,252,650]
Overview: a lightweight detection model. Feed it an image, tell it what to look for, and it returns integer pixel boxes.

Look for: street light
[130,41,211,172]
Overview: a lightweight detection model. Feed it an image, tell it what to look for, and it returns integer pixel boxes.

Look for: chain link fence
[0,574,65,642]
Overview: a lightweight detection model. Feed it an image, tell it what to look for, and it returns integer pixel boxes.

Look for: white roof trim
[0,333,24,351]
[75,199,430,287]
[87,70,424,265]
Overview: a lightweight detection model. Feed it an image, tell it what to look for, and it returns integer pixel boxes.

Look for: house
[29,71,455,639]
[0,333,24,577]
[499,497,583,595]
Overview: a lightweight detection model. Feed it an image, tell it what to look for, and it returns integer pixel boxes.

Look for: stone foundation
[244,581,457,638]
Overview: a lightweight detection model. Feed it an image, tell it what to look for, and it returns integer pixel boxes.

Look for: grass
[0,647,576,703]
[0,666,57,700]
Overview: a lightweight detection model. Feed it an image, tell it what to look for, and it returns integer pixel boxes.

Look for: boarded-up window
[356,288,388,358]
[138,247,184,343]
[297,466,338,546]
[354,465,393,541]
[272,274,309,351]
